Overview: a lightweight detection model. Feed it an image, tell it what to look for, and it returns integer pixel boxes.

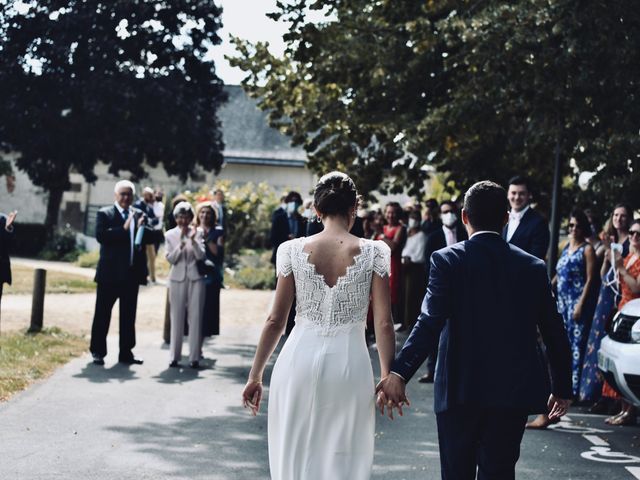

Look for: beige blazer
[165,226,205,282]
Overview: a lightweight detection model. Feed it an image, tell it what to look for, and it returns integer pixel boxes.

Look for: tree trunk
[44,185,64,239]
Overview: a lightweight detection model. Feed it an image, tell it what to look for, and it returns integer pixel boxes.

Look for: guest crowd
[1,174,637,427]
[270,175,639,427]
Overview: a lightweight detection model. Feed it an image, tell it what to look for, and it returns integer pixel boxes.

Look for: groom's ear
[461,209,469,225]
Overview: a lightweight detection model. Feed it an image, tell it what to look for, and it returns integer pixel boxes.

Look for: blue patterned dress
[578,269,616,401]
[556,243,593,396]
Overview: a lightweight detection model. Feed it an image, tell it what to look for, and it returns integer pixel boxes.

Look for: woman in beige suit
[165,202,206,368]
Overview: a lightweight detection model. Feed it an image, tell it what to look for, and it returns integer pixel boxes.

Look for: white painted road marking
[627,466,640,479]
[583,435,609,447]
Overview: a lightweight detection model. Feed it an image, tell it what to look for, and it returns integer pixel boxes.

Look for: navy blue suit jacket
[392,232,572,414]
[94,206,148,285]
[502,208,550,260]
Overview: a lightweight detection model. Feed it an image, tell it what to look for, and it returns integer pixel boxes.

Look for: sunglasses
[567,223,579,230]
[629,230,640,237]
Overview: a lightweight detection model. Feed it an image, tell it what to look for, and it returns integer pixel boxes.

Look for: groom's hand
[547,394,571,420]
[376,374,410,419]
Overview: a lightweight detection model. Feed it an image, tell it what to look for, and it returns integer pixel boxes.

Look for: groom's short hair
[463,181,509,232]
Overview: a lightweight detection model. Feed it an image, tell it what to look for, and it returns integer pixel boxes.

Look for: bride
[242,171,397,479]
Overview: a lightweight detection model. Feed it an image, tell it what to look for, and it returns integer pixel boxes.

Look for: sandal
[608,411,637,426]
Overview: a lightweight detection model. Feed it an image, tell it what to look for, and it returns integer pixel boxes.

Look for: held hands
[375,374,410,420]
[547,394,571,421]
[242,379,263,416]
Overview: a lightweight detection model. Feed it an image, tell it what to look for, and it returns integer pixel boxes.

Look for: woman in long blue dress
[555,209,597,396]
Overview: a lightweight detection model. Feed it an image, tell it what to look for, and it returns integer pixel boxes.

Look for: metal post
[163,288,170,344]
[547,139,563,279]
[29,268,46,333]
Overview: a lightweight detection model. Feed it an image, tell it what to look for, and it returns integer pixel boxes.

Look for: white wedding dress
[268,237,390,480]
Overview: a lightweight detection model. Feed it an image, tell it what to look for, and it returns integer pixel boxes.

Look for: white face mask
[408,218,418,229]
[302,208,312,219]
[287,202,298,214]
[441,212,457,228]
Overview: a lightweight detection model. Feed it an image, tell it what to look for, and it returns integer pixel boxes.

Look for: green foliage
[180,181,280,258]
[0,1,227,231]
[76,250,99,269]
[0,327,86,401]
[231,0,640,213]
[40,226,85,262]
[228,249,276,290]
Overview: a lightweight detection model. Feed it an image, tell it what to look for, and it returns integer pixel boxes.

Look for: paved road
[1,325,639,479]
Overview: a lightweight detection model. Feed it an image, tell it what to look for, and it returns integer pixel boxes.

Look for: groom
[378,181,572,480]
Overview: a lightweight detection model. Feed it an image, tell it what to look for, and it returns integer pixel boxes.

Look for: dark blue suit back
[393,233,572,414]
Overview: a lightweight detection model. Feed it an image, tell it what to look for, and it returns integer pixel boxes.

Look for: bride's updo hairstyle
[314,171,358,218]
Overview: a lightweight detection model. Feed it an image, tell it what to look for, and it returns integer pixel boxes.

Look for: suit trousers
[90,278,140,360]
[169,278,205,363]
[436,406,528,480]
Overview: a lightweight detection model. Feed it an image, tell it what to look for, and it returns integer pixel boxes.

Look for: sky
[209,0,288,85]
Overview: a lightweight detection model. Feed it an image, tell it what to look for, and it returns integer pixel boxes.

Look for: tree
[231,0,640,211]
[0,1,227,234]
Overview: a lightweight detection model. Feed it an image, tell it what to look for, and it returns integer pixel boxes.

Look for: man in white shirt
[502,175,550,260]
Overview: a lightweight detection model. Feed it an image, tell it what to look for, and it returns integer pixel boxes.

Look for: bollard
[29,268,46,333]
[163,288,170,344]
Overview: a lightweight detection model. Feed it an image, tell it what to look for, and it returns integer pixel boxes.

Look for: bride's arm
[242,273,295,414]
[371,274,396,379]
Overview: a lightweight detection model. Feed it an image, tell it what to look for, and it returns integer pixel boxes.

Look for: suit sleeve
[536,265,573,398]
[530,217,550,260]
[95,210,128,245]
[165,231,183,265]
[392,250,451,382]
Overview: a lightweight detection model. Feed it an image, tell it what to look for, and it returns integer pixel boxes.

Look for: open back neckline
[301,237,365,289]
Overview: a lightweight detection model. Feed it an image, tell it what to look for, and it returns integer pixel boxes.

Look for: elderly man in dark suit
[503,175,550,260]
[0,210,17,329]
[378,181,572,480]
[89,180,148,365]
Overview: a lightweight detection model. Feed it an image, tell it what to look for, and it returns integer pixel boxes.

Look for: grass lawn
[0,327,86,401]
[5,266,96,294]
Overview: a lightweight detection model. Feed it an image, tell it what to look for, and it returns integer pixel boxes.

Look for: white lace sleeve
[373,241,391,278]
[275,240,293,277]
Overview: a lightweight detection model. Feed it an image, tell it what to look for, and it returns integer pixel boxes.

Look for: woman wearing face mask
[400,210,428,332]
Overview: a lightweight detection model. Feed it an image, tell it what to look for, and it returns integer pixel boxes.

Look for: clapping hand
[375,375,410,420]
[242,379,263,416]
[5,210,17,231]
[547,394,571,421]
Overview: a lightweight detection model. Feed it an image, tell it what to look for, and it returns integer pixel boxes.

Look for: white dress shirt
[114,202,135,265]
[402,231,427,263]
[442,225,457,246]
[152,201,165,231]
[506,205,530,241]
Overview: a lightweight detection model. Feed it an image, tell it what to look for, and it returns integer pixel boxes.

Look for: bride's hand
[242,380,263,416]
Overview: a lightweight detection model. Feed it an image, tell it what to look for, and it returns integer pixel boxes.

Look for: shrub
[40,226,85,262]
[227,248,275,290]
[180,181,280,258]
[233,266,276,290]
[76,250,100,268]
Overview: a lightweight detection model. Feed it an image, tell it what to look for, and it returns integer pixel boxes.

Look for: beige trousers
[146,244,157,281]
[169,279,205,363]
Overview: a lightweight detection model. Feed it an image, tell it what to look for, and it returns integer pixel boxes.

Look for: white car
[598,298,640,407]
